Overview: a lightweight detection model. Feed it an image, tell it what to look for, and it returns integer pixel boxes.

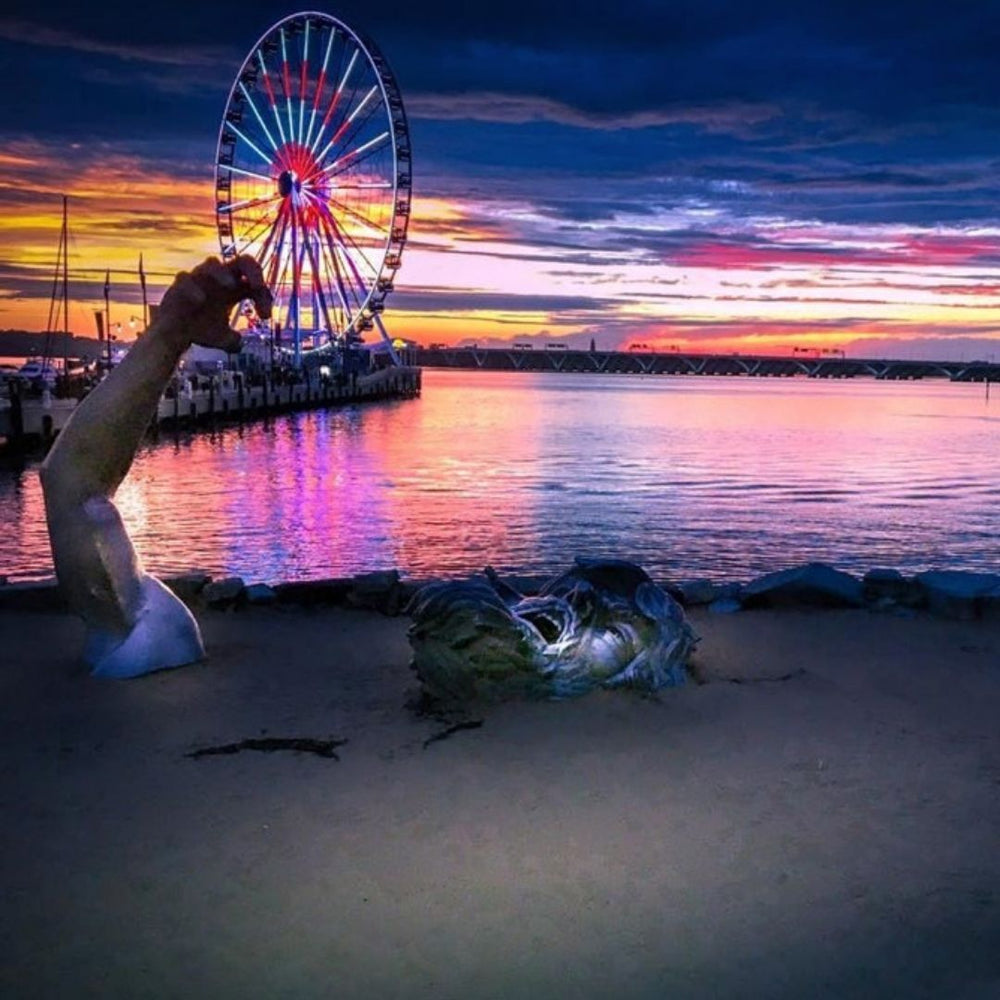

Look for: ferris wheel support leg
[372,312,401,367]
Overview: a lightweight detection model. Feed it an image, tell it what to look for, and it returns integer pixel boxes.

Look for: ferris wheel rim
[213,10,411,356]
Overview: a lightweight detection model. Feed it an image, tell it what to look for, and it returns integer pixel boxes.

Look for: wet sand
[1,605,997,999]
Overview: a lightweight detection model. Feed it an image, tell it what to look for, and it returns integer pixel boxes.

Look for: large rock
[677,578,720,606]
[346,570,403,615]
[273,578,353,605]
[202,576,246,609]
[708,597,743,615]
[163,571,211,607]
[244,582,277,605]
[742,562,864,609]
[0,578,66,613]
[915,571,1000,620]
[862,568,924,609]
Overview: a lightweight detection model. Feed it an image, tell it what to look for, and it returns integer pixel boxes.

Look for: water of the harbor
[1,369,997,585]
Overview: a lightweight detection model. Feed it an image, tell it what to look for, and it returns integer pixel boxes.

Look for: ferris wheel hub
[277,169,297,198]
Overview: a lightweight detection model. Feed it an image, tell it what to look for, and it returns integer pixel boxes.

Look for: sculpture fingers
[231,255,273,320]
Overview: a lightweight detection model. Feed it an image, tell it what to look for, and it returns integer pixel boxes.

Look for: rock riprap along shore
[3,560,997,622]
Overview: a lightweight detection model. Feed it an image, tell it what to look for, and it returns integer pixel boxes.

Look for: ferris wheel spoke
[309,48,359,156]
[305,27,337,150]
[316,211,363,316]
[229,201,283,232]
[319,227,375,306]
[309,244,334,336]
[320,141,391,187]
[256,49,288,146]
[228,121,276,168]
[297,18,310,144]
[324,194,390,235]
[256,200,289,278]
[233,222,273,259]
[312,99,383,177]
[271,241,295,320]
[220,163,275,184]
[280,28,296,143]
[315,212,354,306]
[313,85,380,164]
[314,231,350,331]
[260,198,290,280]
[296,204,338,337]
[232,204,283,233]
[270,248,293,333]
[330,181,392,190]
[219,191,282,215]
[238,82,279,152]
[267,238,291,304]
[320,241,354,331]
[316,200,379,277]
[235,214,280,256]
[322,213,376,307]
[317,131,389,181]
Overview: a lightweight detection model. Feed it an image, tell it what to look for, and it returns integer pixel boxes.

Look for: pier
[0,365,421,451]
[415,346,999,382]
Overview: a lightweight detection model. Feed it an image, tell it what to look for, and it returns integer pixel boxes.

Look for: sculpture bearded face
[407,558,698,704]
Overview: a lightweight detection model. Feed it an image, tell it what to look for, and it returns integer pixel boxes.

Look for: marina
[0,363,420,450]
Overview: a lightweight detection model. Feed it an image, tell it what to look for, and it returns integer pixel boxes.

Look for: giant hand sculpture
[41,257,272,678]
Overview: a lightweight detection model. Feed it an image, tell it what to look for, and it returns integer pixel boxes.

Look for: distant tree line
[0,330,105,361]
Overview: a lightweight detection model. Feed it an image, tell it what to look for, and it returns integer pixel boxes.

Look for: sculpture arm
[40,328,189,635]
[40,256,272,676]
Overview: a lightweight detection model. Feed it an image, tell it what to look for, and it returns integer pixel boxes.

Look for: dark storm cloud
[0,18,229,66]
[5,1,998,128]
[390,288,616,314]
[405,93,780,136]
[1,1,998,230]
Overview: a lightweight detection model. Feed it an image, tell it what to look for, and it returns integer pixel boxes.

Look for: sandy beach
[1,603,997,999]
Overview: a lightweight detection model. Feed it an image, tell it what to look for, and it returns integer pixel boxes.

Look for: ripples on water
[2,371,997,583]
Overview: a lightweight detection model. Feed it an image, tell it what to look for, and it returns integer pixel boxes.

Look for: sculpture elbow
[40,441,103,510]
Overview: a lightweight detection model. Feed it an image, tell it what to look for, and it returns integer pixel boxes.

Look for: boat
[16,358,60,387]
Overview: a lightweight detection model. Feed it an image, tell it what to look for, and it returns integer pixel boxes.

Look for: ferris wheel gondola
[214,11,411,364]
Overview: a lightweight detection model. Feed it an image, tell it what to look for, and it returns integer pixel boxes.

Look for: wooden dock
[0,366,421,451]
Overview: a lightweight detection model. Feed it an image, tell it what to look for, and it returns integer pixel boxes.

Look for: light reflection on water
[2,370,997,584]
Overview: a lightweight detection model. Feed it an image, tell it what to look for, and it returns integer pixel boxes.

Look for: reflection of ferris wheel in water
[215,11,411,364]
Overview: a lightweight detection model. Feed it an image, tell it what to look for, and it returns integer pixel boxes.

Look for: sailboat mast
[61,195,69,372]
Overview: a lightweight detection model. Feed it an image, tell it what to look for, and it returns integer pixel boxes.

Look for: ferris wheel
[214,11,411,364]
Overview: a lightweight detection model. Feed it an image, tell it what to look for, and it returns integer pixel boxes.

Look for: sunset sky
[1,0,999,359]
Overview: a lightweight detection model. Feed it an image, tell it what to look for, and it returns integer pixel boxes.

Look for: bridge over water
[414,347,999,382]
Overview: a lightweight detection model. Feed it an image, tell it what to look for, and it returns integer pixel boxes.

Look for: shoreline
[0,599,997,997]
[3,559,998,622]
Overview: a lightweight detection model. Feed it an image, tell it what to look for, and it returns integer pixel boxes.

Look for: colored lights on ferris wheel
[214,11,411,361]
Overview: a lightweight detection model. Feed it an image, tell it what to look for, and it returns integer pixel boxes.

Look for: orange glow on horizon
[1,140,999,361]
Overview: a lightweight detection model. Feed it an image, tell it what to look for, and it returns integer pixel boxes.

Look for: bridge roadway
[414,347,999,382]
